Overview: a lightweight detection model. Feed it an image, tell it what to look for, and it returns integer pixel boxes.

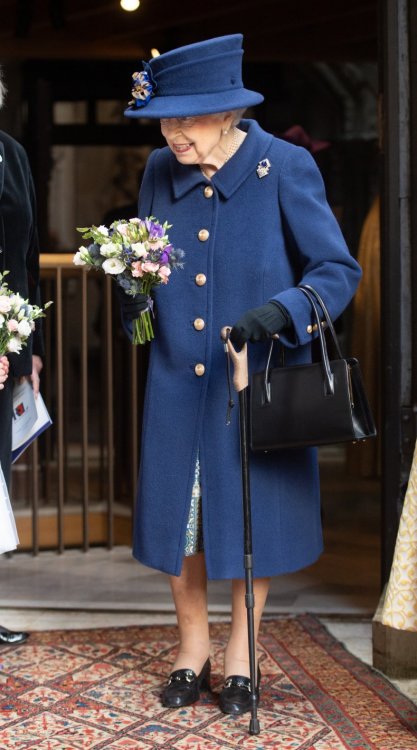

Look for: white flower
[0,295,11,314]
[131,242,147,258]
[73,250,88,266]
[96,225,109,236]
[7,336,22,353]
[17,319,32,338]
[100,242,120,258]
[9,294,24,309]
[102,258,125,275]
[0,314,4,326]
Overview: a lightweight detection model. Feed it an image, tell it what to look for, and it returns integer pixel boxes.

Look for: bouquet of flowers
[0,271,52,356]
[74,217,184,344]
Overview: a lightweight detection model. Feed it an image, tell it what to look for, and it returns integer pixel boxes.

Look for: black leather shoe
[161,658,211,708]
[219,666,261,715]
[0,626,29,645]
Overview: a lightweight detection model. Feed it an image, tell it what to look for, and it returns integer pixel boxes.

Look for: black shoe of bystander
[0,625,29,645]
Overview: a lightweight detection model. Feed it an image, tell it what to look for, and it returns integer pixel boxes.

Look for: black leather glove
[230,301,291,349]
[115,285,149,321]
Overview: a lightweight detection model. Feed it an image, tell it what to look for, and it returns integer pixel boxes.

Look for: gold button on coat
[198,229,209,242]
[194,318,205,331]
[204,186,214,198]
[307,322,326,334]
[195,363,205,376]
[195,273,206,286]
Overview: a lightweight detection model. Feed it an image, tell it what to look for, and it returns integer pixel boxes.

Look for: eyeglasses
[160,117,200,129]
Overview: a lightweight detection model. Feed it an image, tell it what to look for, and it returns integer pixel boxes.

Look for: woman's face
[160,113,233,169]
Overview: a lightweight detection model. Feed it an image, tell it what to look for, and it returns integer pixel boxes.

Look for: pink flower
[131,261,144,278]
[158,266,171,284]
[147,239,165,250]
[141,261,160,274]
[7,319,19,332]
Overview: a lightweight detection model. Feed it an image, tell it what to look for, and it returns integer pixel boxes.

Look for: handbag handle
[263,285,340,402]
[299,285,341,396]
[299,284,343,359]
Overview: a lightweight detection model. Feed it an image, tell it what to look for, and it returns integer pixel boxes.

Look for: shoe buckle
[223,676,251,692]
[168,669,194,684]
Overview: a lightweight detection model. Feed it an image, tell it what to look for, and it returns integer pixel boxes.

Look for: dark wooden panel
[0,0,377,61]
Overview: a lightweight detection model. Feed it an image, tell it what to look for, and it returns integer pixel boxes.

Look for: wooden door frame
[379,0,417,584]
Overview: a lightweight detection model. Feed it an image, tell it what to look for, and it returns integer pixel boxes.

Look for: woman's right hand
[0,356,9,389]
[229,301,291,349]
[115,286,149,321]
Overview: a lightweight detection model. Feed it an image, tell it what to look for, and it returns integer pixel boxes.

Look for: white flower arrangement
[0,271,52,356]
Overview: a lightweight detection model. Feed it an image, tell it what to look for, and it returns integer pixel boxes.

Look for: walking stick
[221,327,260,736]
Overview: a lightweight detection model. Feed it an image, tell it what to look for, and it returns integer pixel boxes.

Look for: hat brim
[124,88,264,119]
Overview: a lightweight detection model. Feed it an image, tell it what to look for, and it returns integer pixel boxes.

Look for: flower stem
[133,310,154,345]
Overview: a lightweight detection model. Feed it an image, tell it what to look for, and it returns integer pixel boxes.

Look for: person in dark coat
[119,35,362,714]
[0,69,44,645]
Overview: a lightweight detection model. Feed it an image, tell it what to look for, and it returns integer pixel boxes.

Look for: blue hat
[124,34,264,119]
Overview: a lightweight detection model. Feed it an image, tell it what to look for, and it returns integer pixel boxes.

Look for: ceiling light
[150,48,160,58]
[120,0,140,10]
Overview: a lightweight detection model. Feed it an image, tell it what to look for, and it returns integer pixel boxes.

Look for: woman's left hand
[0,356,9,389]
[30,355,43,398]
[230,301,290,349]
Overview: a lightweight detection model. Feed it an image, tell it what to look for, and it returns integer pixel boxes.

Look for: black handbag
[250,285,377,451]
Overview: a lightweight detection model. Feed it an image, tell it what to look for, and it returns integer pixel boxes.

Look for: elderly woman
[120,34,361,714]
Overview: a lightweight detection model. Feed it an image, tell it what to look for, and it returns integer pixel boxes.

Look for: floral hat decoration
[130,63,156,108]
[124,34,264,120]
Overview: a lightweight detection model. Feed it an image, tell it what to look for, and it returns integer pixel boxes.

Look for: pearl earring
[223,129,229,135]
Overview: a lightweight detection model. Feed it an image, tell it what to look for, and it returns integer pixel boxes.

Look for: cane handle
[221,326,248,393]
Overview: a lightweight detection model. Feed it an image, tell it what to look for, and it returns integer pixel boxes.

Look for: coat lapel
[0,140,4,200]
[211,120,274,199]
[170,120,274,201]
[171,157,203,200]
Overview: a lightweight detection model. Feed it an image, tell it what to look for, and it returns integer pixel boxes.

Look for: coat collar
[171,119,274,200]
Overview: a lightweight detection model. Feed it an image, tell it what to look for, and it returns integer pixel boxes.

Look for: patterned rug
[0,614,416,749]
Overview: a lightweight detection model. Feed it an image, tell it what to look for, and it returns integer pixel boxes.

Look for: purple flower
[145,219,164,239]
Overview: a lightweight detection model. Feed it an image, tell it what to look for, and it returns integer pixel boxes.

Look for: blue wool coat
[131,119,361,580]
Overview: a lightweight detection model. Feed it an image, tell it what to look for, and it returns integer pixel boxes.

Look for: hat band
[152,50,243,96]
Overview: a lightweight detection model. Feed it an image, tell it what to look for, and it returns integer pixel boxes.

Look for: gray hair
[0,67,6,110]
[231,108,246,126]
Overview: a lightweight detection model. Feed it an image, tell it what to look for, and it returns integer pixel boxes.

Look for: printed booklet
[12,380,52,463]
